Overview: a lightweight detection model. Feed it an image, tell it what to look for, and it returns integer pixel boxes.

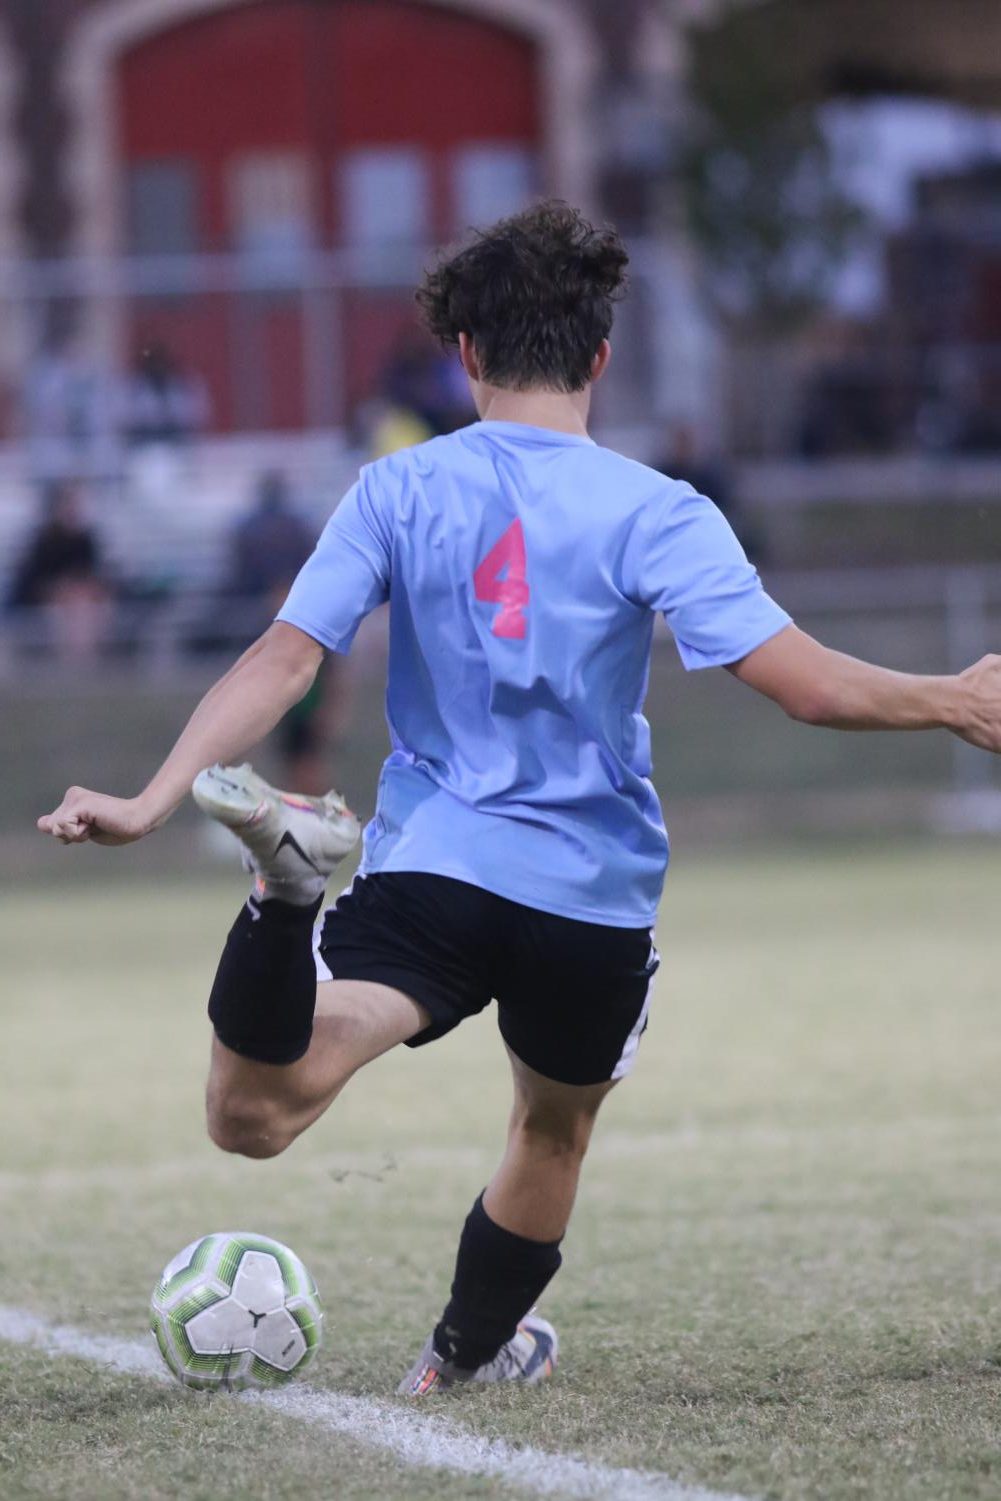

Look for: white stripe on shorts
[610,930,659,1081]
[313,925,333,983]
[312,875,363,983]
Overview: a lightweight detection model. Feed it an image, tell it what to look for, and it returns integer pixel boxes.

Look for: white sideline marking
[0,1306,750,1501]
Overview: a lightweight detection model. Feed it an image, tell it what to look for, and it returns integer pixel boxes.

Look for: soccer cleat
[397,1314,558,1397]
[192,763,360,904]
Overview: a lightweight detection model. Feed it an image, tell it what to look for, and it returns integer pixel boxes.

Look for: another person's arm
[38,623,323,845]
[728,625,1001,753]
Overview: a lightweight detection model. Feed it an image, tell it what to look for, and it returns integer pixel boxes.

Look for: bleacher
[0,433,364,607]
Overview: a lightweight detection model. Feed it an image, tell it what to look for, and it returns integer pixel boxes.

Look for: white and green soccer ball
[150,1232,323,1391]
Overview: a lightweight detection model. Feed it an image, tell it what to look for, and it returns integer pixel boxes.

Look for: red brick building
[0,1,682,432]
[5,2,993,441]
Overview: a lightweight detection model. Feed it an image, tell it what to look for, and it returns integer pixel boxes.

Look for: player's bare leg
[483,1047,615,1242]
[194,762,613,1392]
[399,1048,615,1394]
[206,979,429,1159]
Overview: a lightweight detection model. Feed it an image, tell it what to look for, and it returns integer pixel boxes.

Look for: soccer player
[39,203,1001,1395]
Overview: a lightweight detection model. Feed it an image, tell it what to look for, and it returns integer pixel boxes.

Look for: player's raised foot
[192,763,360,905]
[397,1314,558,1397]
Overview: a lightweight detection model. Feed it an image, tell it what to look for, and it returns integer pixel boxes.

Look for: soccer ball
[150,1231,323,1391]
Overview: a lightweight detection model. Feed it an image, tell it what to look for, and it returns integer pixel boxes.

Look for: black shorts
[314,872,659,1086]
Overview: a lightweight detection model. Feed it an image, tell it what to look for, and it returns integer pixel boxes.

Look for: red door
[118,1,541,430]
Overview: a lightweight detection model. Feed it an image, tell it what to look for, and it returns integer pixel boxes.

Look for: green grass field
[1,844,1000,1500]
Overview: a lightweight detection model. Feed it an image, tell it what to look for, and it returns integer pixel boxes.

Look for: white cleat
[397,1314,558,1397]
[192,763,360,903]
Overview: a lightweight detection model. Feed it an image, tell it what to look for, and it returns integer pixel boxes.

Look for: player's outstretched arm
[38,623,324,847]
[729,624,1001,752]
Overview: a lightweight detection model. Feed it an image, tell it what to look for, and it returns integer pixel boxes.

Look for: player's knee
[510,1103,594,1162]
[206,1092,297,1160]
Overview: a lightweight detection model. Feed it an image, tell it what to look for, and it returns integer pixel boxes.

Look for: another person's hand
[952,654,1001,753]
[37,788,153,846]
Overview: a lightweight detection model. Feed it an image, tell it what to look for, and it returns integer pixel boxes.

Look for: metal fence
[2,246,1000,466]
[0,244,670,472]
[3,561,1000,814]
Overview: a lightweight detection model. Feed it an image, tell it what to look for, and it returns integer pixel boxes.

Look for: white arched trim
[0,16,24,261]
[62,0,601,260]
[0,17,29,378]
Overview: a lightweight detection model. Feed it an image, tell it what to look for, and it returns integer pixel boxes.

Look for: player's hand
[952,654,1001,753]
[37,788,153,847]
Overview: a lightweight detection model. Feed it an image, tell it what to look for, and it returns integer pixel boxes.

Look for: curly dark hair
[416,201,629,393]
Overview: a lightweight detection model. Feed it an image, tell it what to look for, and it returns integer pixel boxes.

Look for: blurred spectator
[654,423,767,564]
[227,471,315,605]
[278,663,349,798]
[21,331,101,481]
[192,471,314,654]
[120,342,210,446]
[955,402,1001,454]
[369,401,434,459]
[6,482,111,661]
[798,361,897,458]
[381,334,440,432]
[916,348,1001,456]
[379,334,475,444]
[222,471,343,793]
[429,347,477,434]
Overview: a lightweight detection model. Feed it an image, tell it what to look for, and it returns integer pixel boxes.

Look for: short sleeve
[625,482,791,670]
[276,467,391,653]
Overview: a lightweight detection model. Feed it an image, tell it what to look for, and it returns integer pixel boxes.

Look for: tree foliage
[683,28,863,329]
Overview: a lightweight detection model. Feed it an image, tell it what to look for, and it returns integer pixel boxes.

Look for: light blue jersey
[277,420,790,925]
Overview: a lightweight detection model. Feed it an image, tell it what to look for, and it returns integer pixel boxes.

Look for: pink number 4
[474,520,529,640]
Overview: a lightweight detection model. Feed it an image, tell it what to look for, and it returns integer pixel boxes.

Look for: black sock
[433,1193,563,1370]
[207,893,322,1065]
